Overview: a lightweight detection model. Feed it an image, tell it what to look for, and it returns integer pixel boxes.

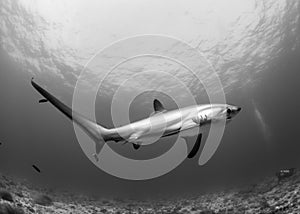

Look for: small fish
[32,165,41,173]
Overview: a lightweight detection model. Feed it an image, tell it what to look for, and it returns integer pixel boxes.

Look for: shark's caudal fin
[31,78,110,144]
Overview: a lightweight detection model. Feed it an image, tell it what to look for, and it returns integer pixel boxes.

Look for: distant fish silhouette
[39,99,48,103]
[32,165,41,173]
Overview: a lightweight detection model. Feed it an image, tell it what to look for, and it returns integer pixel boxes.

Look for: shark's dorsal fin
[153,99,165,113]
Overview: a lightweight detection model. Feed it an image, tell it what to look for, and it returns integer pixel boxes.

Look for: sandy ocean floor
[0,169,300,214]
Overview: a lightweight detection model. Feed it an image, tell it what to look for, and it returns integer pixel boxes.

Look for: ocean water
[0,0,300,199]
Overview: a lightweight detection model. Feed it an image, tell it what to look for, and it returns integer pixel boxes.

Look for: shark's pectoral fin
[187,133,202,159]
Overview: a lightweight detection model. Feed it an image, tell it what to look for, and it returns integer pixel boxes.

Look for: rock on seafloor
[0,169,299,213]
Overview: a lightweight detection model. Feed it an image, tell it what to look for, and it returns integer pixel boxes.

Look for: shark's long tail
[31,78,109,144]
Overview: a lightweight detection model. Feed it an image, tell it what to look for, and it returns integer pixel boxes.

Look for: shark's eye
[227,109,232,114]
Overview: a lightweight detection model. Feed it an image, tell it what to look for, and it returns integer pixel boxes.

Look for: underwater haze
[0,0,300,199]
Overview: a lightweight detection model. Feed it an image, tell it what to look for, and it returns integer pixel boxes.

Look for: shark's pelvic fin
[132,143,141,150]
[187,133,202,158]
[153,99,166,113]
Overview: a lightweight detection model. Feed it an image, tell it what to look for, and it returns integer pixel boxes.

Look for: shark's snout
[226,105,241,120]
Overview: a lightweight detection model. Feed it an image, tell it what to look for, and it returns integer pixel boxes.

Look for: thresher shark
[31,78,241,161]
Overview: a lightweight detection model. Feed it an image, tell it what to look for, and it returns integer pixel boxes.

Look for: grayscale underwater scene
[0,0,300,213]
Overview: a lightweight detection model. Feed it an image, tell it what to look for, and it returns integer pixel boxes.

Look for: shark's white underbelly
[136,119,210,145]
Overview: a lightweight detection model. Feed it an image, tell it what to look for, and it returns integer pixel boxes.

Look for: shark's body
[105,104,224,142]
[31,78,241,159]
